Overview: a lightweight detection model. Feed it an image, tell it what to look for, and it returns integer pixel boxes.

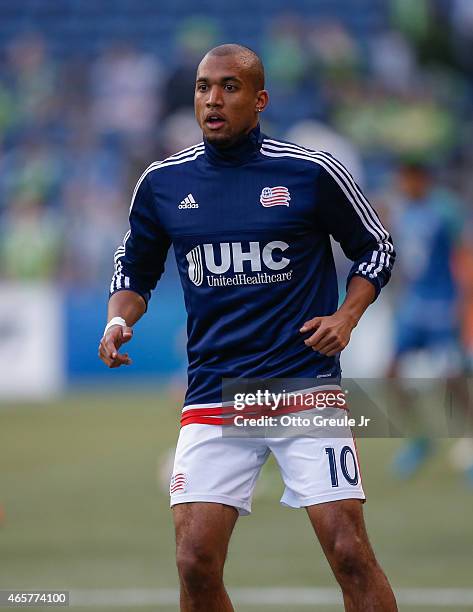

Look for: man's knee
[176,542,225,593]
[331,535,378,585]
[173,502,237,596]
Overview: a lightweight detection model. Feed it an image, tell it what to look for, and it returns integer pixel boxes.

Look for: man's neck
[204,124,263,167]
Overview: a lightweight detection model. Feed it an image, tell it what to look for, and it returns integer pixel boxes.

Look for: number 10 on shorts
[325,446,359,487]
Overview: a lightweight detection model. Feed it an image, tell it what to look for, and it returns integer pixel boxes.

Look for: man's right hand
[98,325,133,368]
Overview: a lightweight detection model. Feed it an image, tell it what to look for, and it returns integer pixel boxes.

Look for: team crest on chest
[260,186,291,207]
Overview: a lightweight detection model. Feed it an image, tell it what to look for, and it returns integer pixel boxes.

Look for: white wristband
[104,316,127,336]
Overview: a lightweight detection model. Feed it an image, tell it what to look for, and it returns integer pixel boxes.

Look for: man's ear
[255,90,269,113]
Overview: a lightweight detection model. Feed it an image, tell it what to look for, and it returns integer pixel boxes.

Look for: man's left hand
[300,312,356,356]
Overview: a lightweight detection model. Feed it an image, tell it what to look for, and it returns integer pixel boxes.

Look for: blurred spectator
[263,14,307,89]
[333,86,457,158]
[5,33,59,130]
[0,135,62,216]
[61,180,125,285]
[161,109,203,157]
[0,82,15,137]
[284,120,364,184]
[90,43,164,141]
[59,127,128,285]
[391,0,456,68]
[451,0,473,75]
[162,17,221,117]
[262,14,312,127]
[370,30,416,94]
[390,0,431,45]
[2,195,62,280]
[306,19,361,83]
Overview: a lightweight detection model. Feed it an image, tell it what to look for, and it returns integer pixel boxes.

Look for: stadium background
[1,0,473,610]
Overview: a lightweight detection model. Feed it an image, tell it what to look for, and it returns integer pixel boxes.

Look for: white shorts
[170,417,365,516]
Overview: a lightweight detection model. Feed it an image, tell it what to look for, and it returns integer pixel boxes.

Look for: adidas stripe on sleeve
[110,172,171,306]
[314,153,395,300]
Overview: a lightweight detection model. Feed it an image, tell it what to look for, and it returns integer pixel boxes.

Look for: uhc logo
[186,241,291,287]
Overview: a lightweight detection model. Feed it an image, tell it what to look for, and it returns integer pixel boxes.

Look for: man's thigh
[173,502,239,563]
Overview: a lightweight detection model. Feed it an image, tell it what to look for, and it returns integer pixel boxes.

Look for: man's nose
[206,86,223,107]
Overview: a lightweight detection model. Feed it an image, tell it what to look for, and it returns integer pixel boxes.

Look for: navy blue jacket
[110,126,395,417]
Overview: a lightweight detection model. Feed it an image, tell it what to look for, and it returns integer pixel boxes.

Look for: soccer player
[387,161,467,478]
[99,44,398,612]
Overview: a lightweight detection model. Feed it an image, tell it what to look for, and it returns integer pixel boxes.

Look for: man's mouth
[205,115,226,130]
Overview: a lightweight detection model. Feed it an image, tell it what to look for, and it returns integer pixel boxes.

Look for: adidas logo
[178,193,199,209]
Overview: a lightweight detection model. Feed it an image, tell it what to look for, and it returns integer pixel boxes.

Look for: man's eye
[225,84,236,91]
[197,84,207,91]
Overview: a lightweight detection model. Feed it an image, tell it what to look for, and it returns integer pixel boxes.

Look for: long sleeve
[315,155,395,300]
[110,171,171,306]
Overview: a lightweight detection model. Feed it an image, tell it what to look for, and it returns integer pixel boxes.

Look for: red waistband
[180,390,347,427]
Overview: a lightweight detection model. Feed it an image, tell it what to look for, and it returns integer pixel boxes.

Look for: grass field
[1,390,472,611]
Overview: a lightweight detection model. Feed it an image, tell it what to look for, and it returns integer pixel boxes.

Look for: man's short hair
[205,43,265,91]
